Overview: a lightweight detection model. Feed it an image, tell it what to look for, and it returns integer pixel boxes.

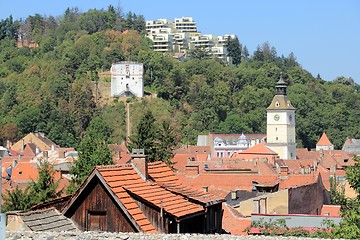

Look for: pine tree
[29,160,61,204]
[68,116,113,193]
[128,110,157,161]
[225,36,242,65]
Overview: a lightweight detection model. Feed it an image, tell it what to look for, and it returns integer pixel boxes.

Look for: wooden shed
[62,160,224,234]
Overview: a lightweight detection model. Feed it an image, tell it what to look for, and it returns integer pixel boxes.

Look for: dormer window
[275,101,280,107]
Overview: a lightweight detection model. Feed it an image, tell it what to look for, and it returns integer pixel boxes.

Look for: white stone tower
[110,62,144,98]
[266,76,296,159]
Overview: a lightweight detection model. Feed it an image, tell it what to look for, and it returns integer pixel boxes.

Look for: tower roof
[316,132,333,146]
[267,76,295,110]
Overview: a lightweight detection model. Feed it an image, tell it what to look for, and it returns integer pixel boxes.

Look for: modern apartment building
[145,17,235,64]
[174,17,197,32]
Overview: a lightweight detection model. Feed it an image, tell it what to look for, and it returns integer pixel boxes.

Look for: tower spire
[275,74,287,95]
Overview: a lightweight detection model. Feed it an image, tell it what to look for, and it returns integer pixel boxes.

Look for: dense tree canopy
[0,6,359,153]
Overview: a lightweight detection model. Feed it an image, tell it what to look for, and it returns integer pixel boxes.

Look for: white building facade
[145,17,235,64]
[110,62,144,98]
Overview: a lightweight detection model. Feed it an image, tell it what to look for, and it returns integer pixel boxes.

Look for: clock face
[274,114,280,121]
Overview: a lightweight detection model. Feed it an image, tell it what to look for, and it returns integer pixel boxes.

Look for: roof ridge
[96,164,133,170]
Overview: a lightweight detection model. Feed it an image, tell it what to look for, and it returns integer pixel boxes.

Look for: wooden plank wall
[64,178,137,232]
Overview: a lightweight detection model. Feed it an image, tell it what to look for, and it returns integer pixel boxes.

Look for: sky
[0,0,359,83]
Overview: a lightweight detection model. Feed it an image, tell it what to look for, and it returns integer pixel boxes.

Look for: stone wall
[288,178,324,215]
[6,231,333,240]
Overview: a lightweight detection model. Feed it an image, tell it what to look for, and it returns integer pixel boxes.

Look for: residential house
[197,133,266,158]
[62,154,224,234]
[10,132,59,153]
[342,137,360,156]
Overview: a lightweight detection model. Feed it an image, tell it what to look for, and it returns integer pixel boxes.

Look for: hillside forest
[0,6,359,151]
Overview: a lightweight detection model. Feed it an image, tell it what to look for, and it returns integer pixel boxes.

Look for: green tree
[68,116,113,192]
[346,156,360,199]
[154,120,179,168]
[225,36,242,65]
[3,161,61,211]
[128,110,158,161]
[2,186,32,212]
[28,160,62,204]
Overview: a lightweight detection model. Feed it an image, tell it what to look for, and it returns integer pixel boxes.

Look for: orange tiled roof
[177,173,279,197]
[296,148,319,160]
[321,205,340,217]
[237,142,277,155]
[11,162,39,182]
[85,164,213,232]
[279,174,318,190]
[222,204,251,235]
[23,143,37,156]
[96,166,157,233]
[316,133,333,146]
[175,146,211,155]
[148,161,223,204]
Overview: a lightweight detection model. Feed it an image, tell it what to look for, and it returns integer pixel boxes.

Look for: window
[276,137,278,140]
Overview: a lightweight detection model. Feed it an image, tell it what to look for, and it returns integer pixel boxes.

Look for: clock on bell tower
[266,76,296,160]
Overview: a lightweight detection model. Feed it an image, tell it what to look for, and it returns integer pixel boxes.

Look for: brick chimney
[280,166,289,176]
[131,149,148,180]
[185,164,199,176]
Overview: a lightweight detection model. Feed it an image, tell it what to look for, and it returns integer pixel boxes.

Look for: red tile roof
[316,133,333,146]
[11,162,39,182]
[321,205,340,217]
[222,204,251,235]
[69,163,218,233]
[175,146,211,155]
[177,173,279,197]
[279,174,318,190]
[148,161,223,204]
[296,148,319,160]
[235,142,277,155]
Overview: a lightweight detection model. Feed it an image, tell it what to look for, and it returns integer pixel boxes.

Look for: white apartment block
[110,62,144,98]
[146,17,235,63]
[146,19,171,34]
[174,17,197,32]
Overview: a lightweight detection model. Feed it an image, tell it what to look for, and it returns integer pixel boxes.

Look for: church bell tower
[266,76,296,159]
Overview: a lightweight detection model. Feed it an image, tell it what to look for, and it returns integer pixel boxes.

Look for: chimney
[21,139,25,151]
[131,149,148,180]
[35,147,40,155]
[280,166,289,176]
[43,151,48,160]
[6,140,12,149]
[185,164,199,176]
[51,145,56,151]
[12,159,18,168]
[231,190,237,200]
[313,160,318,172]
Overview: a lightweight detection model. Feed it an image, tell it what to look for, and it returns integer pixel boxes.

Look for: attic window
[19,171,22,175]
[275,101,280,107]
[344,158,349,163]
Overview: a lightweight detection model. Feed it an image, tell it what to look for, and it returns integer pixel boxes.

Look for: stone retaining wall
[7,231,335,240]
